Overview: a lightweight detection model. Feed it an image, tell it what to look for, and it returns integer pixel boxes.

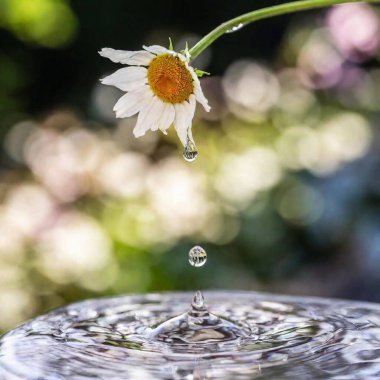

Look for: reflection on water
[1,291,380,379]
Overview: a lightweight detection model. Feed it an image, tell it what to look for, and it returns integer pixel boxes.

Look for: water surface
[1,291,380,379]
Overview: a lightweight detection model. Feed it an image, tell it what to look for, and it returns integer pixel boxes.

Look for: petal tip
[133,130,145,138]
[98,48,109,57]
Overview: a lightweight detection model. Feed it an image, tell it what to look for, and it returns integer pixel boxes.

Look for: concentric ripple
[1,291,380,379]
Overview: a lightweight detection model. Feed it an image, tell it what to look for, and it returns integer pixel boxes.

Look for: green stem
[188,0,380,61]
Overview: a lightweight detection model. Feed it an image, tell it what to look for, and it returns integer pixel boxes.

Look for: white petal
[113,86,151,118]
[143,45,172,56]
[123,51,155,66]
[101,67,147,91]
[187,64,211,112]
[133,96,163,137]
[194,82,211,112]
[99,48,154,65]
[99,48,135,63]
[176,52,189,63]
[158,104,175,134]
[174,95,196,146]
[187,125,194,143]
[150,101,166,131]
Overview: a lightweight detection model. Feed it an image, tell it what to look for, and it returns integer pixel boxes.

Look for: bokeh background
[1,0,380,333]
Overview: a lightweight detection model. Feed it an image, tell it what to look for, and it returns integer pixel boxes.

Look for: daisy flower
[99,45,210,153]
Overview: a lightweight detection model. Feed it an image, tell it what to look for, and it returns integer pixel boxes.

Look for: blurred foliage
[1,0,380,333]
[0,0,77,47]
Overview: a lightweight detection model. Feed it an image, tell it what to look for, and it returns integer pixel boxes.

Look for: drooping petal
[113,86,152,118]
[99,48,154,66]
[133,96,163,137]
[158,104,175,134]
[143,45,172,56]
[101,67,147,91]
[186,124,194,143]
[174,95,196,146]
[150,100,166,131]
[194,82,211,112]
[187,64,211,112]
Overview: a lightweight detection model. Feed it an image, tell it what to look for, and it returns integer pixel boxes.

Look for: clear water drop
[191,290,206,310]
[183,136,198,162]
[188,246,207,267]
[225,23,245,34]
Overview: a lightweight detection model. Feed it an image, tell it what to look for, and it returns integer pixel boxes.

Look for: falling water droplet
[188,246,207,267]
[225,23,245,34]
[183,136,198,162]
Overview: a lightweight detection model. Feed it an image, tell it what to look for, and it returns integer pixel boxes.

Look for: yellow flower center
[147,54,194,104]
